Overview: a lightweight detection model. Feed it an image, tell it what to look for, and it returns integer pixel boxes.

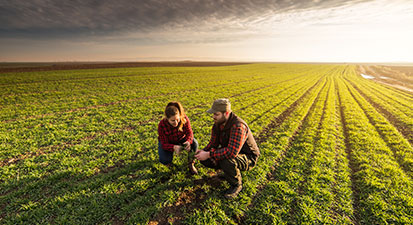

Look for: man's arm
[195,127,217,160]
[202,127,217,151]
[209,123,248,161]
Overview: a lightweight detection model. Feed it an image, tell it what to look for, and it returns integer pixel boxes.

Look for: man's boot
[188,159,198,175]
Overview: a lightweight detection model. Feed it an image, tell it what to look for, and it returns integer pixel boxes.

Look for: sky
[1,0,413,62]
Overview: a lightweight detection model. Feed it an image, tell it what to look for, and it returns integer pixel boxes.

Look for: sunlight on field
[0,64,412,224]
[361,74,374,79]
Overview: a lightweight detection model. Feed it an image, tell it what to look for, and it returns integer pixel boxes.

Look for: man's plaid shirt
[158,115,193,152]
[204,122,248,161]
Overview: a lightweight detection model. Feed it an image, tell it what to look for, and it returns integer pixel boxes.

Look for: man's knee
[218,158,237,170]
[200,158,218,169]
[219,155,251,171]
[218,158,242,186]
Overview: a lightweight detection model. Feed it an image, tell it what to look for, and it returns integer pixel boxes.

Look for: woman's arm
[184,115,194,144]
[158,120,175,151]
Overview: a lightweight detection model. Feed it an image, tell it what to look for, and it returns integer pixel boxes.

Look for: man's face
[213,111,227,125]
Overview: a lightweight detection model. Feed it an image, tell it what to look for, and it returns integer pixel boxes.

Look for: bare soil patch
[357,65,413,93]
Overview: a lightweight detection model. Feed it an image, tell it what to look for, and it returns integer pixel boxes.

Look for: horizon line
[1,60,413,64]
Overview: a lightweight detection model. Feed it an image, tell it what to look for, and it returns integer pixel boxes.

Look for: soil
[0,61,251,73]
[357,65,413,93]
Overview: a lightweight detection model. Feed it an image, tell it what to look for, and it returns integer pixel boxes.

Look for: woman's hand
[183,141,191,151]
[173,145,182,155]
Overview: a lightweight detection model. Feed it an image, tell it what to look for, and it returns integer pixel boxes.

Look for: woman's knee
[159,152,173,165]
[159,157,172,165]
[158,142,173,164]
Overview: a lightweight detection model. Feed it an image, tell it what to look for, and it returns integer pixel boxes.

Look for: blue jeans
[158,138,199,165]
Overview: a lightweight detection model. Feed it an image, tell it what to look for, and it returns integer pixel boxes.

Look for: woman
[158,101,198,174]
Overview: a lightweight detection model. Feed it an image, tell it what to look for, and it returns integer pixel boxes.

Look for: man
[195,98,260,199]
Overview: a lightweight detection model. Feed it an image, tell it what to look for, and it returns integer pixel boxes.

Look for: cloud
[0,0,374,39]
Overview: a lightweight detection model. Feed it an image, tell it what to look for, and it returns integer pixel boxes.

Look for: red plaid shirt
[204,122,248,161]
[158,115,193,152]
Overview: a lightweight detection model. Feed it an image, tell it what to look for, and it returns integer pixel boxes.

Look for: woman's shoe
[188,160,198,175]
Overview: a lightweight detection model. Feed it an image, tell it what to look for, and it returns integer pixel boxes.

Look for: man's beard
[214,117,226,125]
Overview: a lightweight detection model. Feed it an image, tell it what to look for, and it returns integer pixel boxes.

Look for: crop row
[336,75,413,224]
[343,71,412,144]
[354,69,413,110]
[242,71,353,224]
[154,65,413,224]
[342,74,413,177]
[349,81,413,143]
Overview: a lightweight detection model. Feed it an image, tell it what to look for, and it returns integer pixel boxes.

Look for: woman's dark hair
[165,101,187,131]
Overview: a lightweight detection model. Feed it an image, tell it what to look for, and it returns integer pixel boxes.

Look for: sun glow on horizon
[1,0,412,62]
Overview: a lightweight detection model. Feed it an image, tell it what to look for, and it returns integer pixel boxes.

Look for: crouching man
[195,98,260,199]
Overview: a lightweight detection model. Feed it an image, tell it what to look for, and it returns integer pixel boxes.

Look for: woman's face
[167,114,180,127]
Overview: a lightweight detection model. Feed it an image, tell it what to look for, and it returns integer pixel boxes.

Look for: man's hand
[195,150,210,161]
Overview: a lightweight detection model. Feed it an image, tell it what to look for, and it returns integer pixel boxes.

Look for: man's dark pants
[200,154,256,186]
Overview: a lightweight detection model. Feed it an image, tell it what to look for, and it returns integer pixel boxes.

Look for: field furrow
[344,78,413,144]
[336,76,361,224]
[342,79,413,176]
[242,70,354,224]
[242,77,329,224]
[336,76,413,224]
[354,74,413,112]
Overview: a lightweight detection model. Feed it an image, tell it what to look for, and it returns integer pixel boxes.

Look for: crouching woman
[157,101,198,174]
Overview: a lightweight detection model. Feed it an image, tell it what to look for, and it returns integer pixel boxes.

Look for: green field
[1,64,412,224]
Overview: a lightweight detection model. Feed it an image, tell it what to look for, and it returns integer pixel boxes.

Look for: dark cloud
[0,0,373,39]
